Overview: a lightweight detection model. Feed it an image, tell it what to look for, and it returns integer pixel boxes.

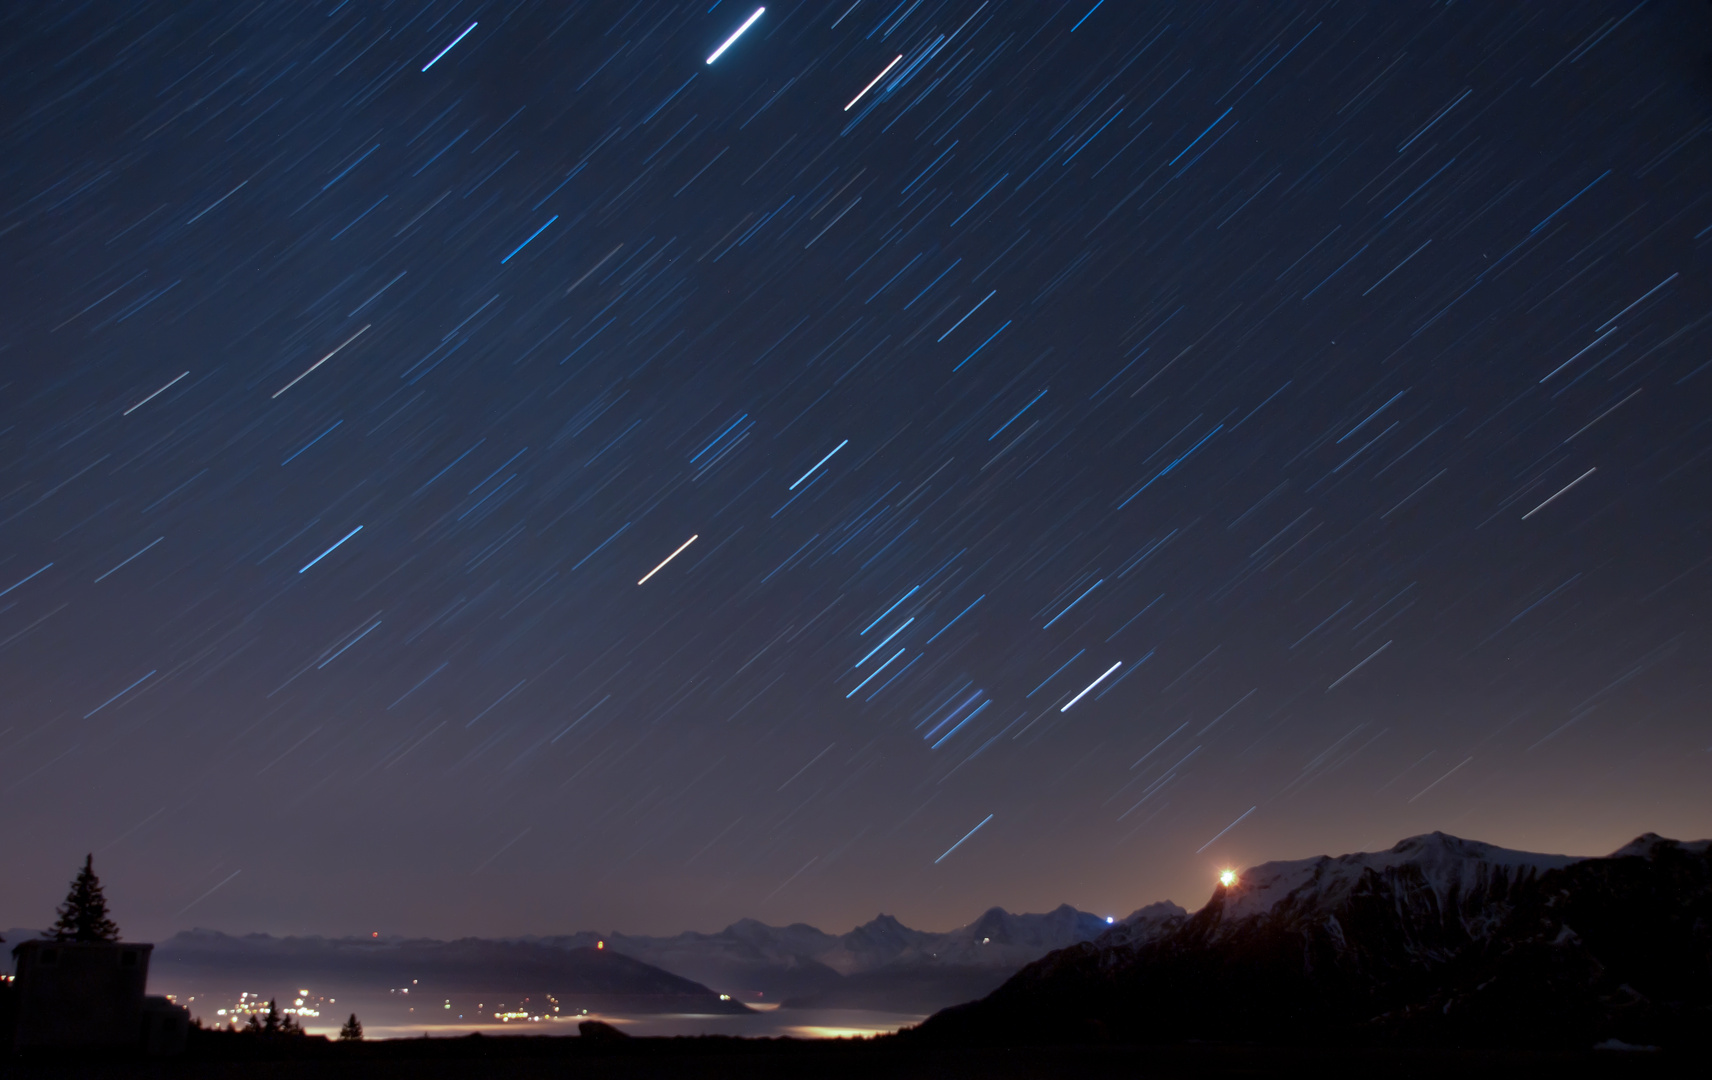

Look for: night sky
[2,0,1709,944]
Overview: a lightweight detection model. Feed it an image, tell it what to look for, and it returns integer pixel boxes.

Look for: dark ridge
[905,833,1712,1050]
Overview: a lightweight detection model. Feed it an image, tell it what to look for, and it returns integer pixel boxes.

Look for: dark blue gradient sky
[1,0,1708,941]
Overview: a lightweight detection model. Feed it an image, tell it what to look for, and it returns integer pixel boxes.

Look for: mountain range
[910,832,1712,1049]
[7,903,1136,1018]
[11,829,1704,1046]
[527,903,1173,1012]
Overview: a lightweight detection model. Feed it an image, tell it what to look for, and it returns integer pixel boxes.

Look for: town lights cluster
[212,989,330,1022]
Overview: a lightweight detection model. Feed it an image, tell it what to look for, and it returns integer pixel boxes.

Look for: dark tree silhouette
[338,1013,363,1041]
[250,999,307,1037]
[49,854,120,942]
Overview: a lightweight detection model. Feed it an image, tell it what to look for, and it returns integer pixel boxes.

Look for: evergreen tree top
[50,854,120,943]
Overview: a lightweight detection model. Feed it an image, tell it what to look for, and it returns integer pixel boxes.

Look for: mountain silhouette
[527,904,1126,1012]
[908,832,1712,1049]
[49,905,1136,1021]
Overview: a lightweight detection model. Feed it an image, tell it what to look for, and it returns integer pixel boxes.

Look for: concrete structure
[9,940,188,1054]
[140,994,191,1056]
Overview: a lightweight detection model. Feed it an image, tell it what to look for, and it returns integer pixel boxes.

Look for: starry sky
[2,0,1708,944]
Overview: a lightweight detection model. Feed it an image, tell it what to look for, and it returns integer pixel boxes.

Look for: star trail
[0,0,1707,941]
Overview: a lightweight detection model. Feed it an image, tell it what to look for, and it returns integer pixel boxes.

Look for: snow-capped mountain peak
[1212,831,1580,927]
[1093,900,1189,948]
[911,831,1712,1050]
[1608,832,1712,859]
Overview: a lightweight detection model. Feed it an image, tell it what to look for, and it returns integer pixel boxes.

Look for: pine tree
[338,1013,363,1041]
[243,1014,262,1034]
[49,854,120,942]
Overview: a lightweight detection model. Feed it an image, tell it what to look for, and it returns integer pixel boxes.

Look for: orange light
[596,940,604,950]
[1219,869,1237,887]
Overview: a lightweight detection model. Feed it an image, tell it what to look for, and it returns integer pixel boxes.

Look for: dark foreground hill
[910,832,1712,1050]
[3,1029,1694,1080]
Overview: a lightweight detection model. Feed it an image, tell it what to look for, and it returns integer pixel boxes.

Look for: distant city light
[210,989,329,1024]
[1105,915,1115,924]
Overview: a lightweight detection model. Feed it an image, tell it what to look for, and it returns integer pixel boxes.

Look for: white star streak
[272,325,369,399]
[639,535,698,584]
[422,22,477,72]
[1061,661,1122,712]
[124,371,188,415]
[1522,467,1596,519]
[845,55,902,111]
[707,8,764,65]
[934,814,994,864]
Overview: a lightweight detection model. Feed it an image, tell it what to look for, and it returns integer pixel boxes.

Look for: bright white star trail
[422,21,477,72]
[638,534,698,584]
[706,8,764,65]
[845,54,903,111]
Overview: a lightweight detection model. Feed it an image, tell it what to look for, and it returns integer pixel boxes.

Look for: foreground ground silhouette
[11,836,1706,1074]
[2,1028,1704,1079]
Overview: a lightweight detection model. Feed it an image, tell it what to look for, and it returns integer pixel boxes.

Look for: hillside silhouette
[909,832,1712,1049]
